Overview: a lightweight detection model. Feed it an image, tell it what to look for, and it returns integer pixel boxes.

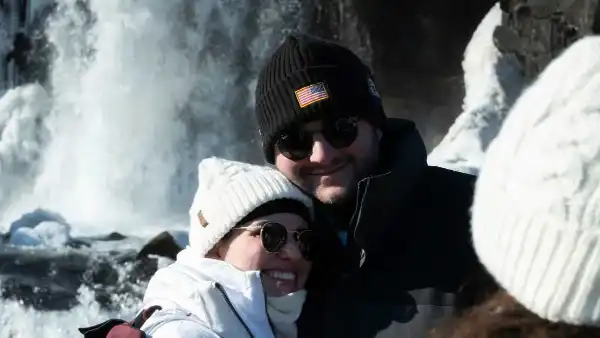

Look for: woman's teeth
[265,271,296,281]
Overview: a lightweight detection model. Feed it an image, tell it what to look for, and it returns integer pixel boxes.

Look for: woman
[139,157,315,338]
[431,36,600,337]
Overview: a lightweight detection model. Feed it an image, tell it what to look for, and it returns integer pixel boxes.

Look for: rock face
[495,0,599,81]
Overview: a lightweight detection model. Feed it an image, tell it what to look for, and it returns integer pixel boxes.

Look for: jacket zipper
[215,282,255,338]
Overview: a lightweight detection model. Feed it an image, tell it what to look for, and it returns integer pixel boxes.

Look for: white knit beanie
[471,36,600,326]
[187,157,313,256]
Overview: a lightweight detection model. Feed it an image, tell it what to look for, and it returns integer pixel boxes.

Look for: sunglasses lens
[323,118,358,149]
[276,130,313,161]
[276,118,358,161]
[260,222,288,253]
[295,230,315,260]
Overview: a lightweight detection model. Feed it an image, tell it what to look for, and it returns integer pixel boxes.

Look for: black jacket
[298,118,481,338]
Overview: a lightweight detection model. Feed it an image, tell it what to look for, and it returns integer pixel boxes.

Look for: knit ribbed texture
[188,157,313,256]
[255,34,387,163]
[471,36,600,326]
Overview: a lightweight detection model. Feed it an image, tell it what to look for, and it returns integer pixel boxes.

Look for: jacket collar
[143,248,272,337]
[350,118,428,251]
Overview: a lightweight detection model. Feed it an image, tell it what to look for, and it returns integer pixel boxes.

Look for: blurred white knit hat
[188,157,313,256]
[471,36,600,326]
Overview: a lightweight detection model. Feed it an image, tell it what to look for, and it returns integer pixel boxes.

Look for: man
[253,34,483,338]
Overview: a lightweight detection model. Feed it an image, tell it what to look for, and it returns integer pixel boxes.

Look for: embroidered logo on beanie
[197,211,208,227]
[294,82,329,108]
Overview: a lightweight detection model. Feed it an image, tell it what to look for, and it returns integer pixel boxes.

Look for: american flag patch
[295,82,329,108]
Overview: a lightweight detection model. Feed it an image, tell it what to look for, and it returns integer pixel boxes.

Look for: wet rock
[0,243,159,311]
[137,231,184,261]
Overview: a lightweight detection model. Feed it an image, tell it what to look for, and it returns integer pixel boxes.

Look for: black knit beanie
[255,34,387,163]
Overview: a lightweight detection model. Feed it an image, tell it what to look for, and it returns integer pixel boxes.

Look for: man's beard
[319,185,355,205]
[318,153,378,206]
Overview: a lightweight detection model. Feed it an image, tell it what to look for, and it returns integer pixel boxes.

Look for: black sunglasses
[275,117,359,161]
[236,221,314,260]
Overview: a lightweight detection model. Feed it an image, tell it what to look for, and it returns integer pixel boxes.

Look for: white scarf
[266,290,307,338]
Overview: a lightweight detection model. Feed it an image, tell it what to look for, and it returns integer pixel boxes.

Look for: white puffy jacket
[139,248,277,338]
